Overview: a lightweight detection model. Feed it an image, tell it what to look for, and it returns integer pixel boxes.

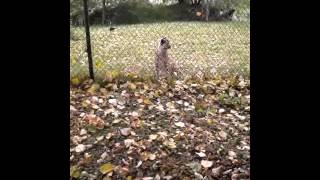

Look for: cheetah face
[160,37,171,49]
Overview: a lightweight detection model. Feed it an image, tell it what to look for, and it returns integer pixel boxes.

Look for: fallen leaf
[235,114,246,120]
[218,131,228,139]
[70,166,81,178]
[141,152,149,161]
[211,166,223,177]
[75,144,86,153]
[154,174,161,180]
[131,111,139,118]
[124,139,135,148]
[184,102,190,106]
[112,119,121,124]
[91,96,99,103]
[149,134,158,141]
[156,104,165,111]
[131,119,142,128]
[174,131,185,140]
[96,136,104,141]
[238,80,246,88]
[166,102,175,109]
[157,131,168,139]
[163,176,173,180]
[230,109,237,114]
[228,151,237,158]
[71,77,80,85]
[99,163,114,174]
[105,108,115,115]
[70,105,77,112]
[107,171,113,177]
[194,172,203,180]
[80,129,87,136]
[87,84,100,94]
[136,160,142,168]
[108,99,117,106]
[101,152,107,159]
[79,112,86,117]
[186,162,202,172]
[82,100,90,107]
[120,128,131,136]
[223,169,232,175]
[87,125,97,133]
[142,177,153,180]
[117,105,125,110]
[175,122,185,128]
[207,119,218,125]
[112,110,120,118]
[177,100,183,105]
[163,140,176,149]
[196,152,206,157]
[105,132,113,139]
[201,160,213,168]
[103,176,111,180]
[148,153,156,160]
[85,114,105,129]
[143,98,152,105]
[100,88,108,95]
[128,82,136,90]
[92,104,100,109]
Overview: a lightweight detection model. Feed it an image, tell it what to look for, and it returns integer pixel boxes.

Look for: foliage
[70,0,250,25]
[70,76,250,179]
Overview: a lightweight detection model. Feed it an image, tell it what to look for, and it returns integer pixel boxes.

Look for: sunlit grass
[70,21,250,80]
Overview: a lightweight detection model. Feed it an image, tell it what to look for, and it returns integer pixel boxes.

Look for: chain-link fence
[70,0,250,81]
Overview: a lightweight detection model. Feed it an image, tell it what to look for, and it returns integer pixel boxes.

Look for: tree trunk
[102,0,106,25]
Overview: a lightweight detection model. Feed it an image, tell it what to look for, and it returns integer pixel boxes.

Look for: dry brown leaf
[201,160,213,168]
[218,130,228,139]
[124,139,135,148]
[149,134,158,141]
[85,114,105,129]
[196,152,206,157]
[163,140,176,149]
[175,122,185,127]
[120,128,131,136]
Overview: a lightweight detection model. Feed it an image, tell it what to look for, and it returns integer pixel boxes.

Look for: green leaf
[70,166,81,178]
[71,77,80,86]
[87,125,97,133]
[87,84,100,94]
[186,162,201,173]
[99,163,114,174]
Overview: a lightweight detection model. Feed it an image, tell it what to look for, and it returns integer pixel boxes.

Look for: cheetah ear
[160,38,165,45]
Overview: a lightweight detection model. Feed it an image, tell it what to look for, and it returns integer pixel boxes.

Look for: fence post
[206,0,210,21]
[83,0,94,80]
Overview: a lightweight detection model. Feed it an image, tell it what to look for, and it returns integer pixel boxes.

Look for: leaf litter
[70,77,250,179]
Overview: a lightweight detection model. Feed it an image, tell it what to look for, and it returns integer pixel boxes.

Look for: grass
[70,21,250,82]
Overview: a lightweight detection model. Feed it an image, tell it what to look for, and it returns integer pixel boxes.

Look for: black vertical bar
[83,0,94,80]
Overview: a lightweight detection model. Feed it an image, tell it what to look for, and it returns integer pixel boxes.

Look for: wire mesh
[70,0,250,81]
